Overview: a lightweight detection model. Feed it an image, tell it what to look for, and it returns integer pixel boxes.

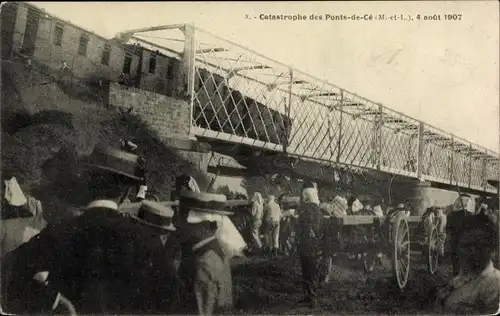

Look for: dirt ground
[231,252,452,315]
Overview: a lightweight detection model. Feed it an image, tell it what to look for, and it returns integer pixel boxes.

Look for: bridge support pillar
[391,180,479,214]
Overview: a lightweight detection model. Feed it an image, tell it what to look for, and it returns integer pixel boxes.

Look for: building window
[78,34,90,56]
[54,23,64,46]
[101,44,111,66]
[167,61,174,79]
[123,53,132,74]
[148,54,156,74]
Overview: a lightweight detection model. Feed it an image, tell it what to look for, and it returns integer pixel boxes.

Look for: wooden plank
[330,215,377,226]
[406,215,422,223]
[118,199,249,214]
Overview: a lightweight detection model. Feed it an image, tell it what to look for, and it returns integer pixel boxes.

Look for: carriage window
[123,53,132,74]
[166,61,174,79]
[78,34,90,56]
[148,54,156,74]
[54,23,64,46]
[101,44,111,66]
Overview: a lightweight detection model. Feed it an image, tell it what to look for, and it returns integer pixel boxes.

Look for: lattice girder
[115,24,500,194]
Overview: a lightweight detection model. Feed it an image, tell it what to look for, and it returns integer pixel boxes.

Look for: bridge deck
[121,24,499,194]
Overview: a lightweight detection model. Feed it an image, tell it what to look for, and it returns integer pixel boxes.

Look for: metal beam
[343,102,364,107]
[337,90,344,163]
[468,144,473,187]
[284,68,293,153]
[307,92,340,98]
[271,80,308,87]
[130,36,182,57]
[417,122,425,179]
[195,48,227,54]
[377,104,383,170]
[113,24,186,43]
[382,118,407,124]
[359,110,381,116]
[231,65,272,73]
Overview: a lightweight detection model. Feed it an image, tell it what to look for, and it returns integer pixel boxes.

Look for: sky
[31,1,500,154]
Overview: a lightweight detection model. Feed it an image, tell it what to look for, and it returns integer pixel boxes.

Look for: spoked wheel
[363,228,378,273]
[280,217,297,255]
[363,251,377,273]
[283,231,297,255]
[234,216,250,235]
[425,225,439,275]
[391,214,411,290]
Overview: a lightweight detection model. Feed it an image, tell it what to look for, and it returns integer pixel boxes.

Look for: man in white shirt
[263,195,282,258]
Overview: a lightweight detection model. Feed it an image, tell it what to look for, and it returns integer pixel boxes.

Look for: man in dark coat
[119,138,148,202]
[173,190,234,316]
[447,194,474,276]
[129,200,180,313]
[1,145,174,314]
[296,182,323,308]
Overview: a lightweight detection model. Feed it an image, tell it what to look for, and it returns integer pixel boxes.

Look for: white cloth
[215,216,247,258]
[302,188,320,205]
[251,192,264,205]
[373,205,384,217]
[33,271,50,285]
[188,177,200,193]
[4,177,27,206]
[187,211,223,224]
[351,199,363,213]
[187,212,247,258]
[136,185,148,199]
[330,196,348,217]
[1,215,47,254]
[321,199,346,218]
[264,200,282,222]
[26,195,43,216]
[251,201,264,220]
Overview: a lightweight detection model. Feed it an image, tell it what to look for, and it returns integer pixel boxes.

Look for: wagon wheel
[280,217,297,255]
[425,224,439,275]
[391,214,411,290]
[363,251,377,273]
[234,215,251,235]
[282,230,296,255]
[363,230,377,273]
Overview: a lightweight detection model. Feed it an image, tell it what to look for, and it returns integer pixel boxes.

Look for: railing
[178,25,499,193]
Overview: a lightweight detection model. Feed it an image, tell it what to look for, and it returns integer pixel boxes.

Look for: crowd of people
[244,181,500,313]
[1,142,500,315]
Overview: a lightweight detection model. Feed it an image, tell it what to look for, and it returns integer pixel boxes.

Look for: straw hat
[131,201,176,231]
[82,145,145,181]
[180,191,233,224]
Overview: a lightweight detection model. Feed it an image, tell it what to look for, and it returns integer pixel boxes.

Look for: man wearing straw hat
[129,200,180,313]
[174,190,234,316]
[1,144,166,314]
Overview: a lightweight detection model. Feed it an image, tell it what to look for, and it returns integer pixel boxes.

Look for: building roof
[23,2,138,54]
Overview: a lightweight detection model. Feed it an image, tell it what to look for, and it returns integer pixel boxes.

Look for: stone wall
[108,83,191,141]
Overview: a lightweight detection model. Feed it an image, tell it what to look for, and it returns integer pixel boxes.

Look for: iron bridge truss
[114,24,500,194]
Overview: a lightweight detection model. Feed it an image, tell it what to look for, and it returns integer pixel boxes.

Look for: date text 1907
[416,14,462,21]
